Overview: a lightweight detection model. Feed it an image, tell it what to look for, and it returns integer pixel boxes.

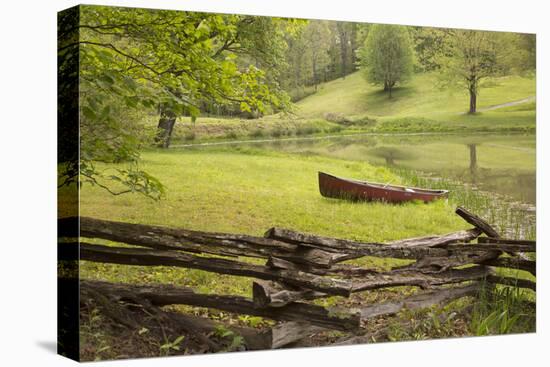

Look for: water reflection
[468,144,478,176]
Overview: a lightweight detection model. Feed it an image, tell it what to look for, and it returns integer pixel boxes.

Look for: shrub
[296,125,320,136]
[249,128,264,138]
[183,131,196,141]
[224,131,238,139]
[351,115,377,127]
[323,112,353,125]
[326,125,344,133]
[270,127,284,138]
[376,117,440,132]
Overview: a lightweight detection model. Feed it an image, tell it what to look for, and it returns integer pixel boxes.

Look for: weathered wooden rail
[58,206,536,350]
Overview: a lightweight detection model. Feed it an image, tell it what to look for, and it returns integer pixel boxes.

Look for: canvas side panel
[57,5,80,362]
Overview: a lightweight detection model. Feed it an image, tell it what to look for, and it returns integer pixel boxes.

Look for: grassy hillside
[296,71,535,119]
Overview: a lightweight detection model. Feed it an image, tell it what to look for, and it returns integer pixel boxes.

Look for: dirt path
[477,96,535,112]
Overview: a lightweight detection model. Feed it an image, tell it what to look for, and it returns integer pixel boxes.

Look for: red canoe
[318,171,448,203]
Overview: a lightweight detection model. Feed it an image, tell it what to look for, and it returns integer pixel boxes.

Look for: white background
[0,0,547,365]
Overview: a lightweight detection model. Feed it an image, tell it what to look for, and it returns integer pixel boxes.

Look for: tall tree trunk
[468,80,477,114]
[350,23,358,70]
[469,90,477,114]
[312,58,318,91]
[387,80,396,99]
[295,64,301,90]
[336,22,349,79]
[155,106,177,148]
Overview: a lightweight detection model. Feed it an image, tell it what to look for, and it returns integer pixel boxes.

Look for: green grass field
[79,148,466,240]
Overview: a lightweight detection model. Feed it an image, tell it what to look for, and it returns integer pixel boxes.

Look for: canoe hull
[318,172,448,203]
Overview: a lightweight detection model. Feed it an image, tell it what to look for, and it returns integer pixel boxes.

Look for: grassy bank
[373,109,535,134]
[162,115,345,145]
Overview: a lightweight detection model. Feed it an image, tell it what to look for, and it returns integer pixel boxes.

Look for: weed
[323,112,352,124]
[237,315,265,328]
[80,306,113,361]
[470,281,535,336]
[159,335,185,356]
[387,307,463,341]
[214,325,245,352]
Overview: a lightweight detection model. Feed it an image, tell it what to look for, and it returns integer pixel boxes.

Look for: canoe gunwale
[318,171,449,203]
[318,172,448,196]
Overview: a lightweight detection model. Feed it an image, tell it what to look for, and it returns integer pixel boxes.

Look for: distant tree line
[276,21,535,112]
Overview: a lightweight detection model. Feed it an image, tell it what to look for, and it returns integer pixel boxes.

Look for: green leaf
[173,335,185,345]
[99,74,115,85]
[82,106,96,120]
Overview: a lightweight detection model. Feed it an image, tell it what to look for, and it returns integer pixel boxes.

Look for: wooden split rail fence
[58,206,536,349]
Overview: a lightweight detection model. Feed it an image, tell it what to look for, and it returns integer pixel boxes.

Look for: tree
[503,33,536,75]
[209,16,300,118]
[359,24,414,98]
[80,7,291,144]
[303,21,331,90]
[59,5,292,198]
[409,26,448,72]
[438,30,510,114]
[335,22,352,78]
[519,33,536,71]
[279,20,364,94]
